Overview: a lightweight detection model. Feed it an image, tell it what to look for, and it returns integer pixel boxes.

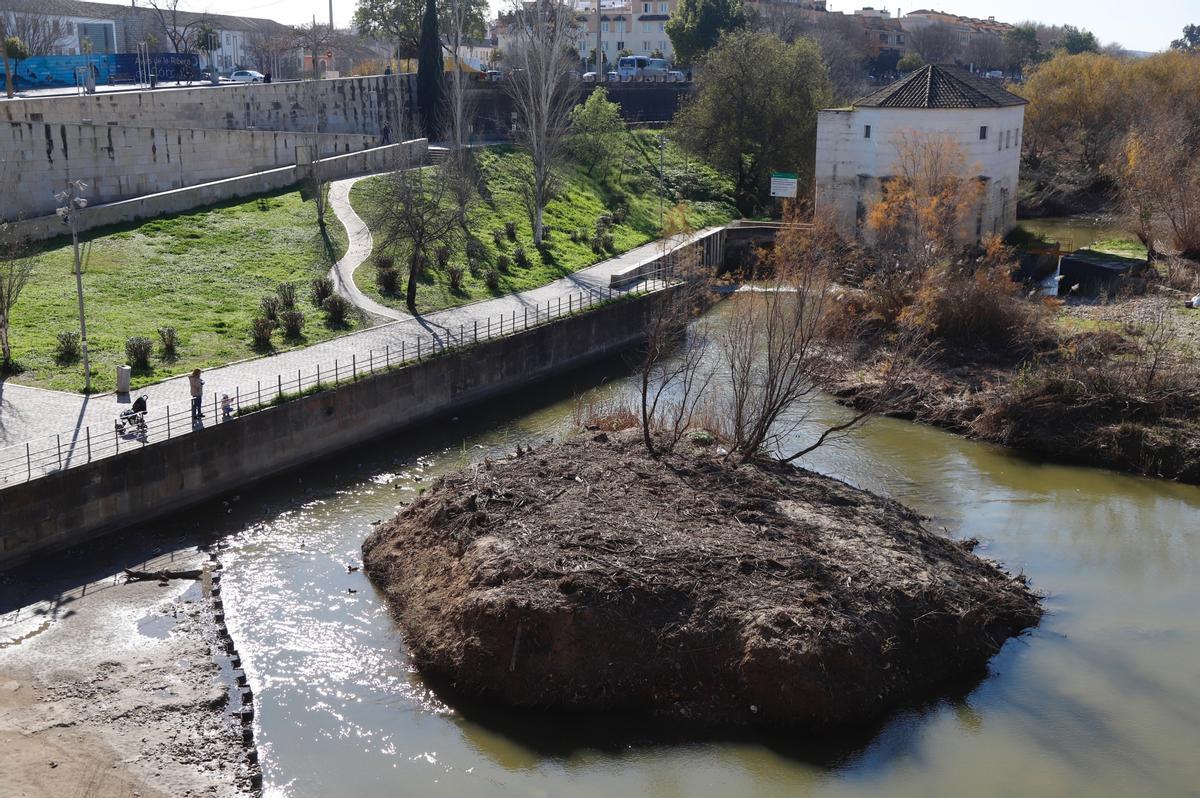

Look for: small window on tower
[864,125,871,139]
[980,126,988,140]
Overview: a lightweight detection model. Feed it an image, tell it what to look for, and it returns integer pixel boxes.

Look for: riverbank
[0,550,254,798]
[363,430,1040,729]
[832,293,1200,484]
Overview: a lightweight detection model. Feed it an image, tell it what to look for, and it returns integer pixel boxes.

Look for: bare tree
[721,209,919,463]
[1119,110,1200,261]
[442,0,474,151]
[907,22,962,64]
[963,33,1006,71]
[369,149,465,311]
[3,11,69,55]
[0,223,35,370]
[145,0,209,55]
[293,21,338,79]
[638,205,715,456]
[503,0,579,246]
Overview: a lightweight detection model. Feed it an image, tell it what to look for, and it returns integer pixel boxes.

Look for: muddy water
[204,352,1200,797]
[1016,216,1132,251]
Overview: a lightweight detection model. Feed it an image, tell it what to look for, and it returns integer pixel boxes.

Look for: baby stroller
[116,395,149,435]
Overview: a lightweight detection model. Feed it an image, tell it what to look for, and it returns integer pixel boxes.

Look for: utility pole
[55,181,91,393]
[329,0,334,32]
[595,0,603,81]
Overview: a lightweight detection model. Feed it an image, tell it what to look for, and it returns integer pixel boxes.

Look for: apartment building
[571,0,677,64]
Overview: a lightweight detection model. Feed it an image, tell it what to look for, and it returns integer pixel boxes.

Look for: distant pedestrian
[384,64,393,75]
[381,119,392,145]
[264,71,272,84]
[189,368,205,420]
[221,394,233,421]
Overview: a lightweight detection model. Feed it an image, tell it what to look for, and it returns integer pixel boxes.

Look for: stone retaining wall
[8,138,427,241]
[0,289,668,569]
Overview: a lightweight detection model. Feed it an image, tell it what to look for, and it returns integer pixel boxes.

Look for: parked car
[583,70,619,82]
[667,69,685,82]
[230,69,265,83]
[482,69,502,81]
[617,56,670,80]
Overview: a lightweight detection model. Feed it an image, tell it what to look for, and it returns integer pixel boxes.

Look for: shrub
[276,282,297,310]
[484,268,501,290]
[55,331,81,362]
[157,326,178,359]
[125,336,153,369]
[505,220,517,240]
[496,253,512,272]
[260,294,281,321]
[280,309,306,338]
[376,254,395,271]
[901,264,1049,353]
[310,276,334,306]
[577,227,589,242]
[601,233,615,253]
[597,214,613,231]
[249,317,275,348]
[591,236,604,254]
[322,294,353,326]
[376,265,400,295]
[436,246,451,269]
[466,239,485,259]
[514,246,529,268]
[468,258,482,277]
[492,229,505,247]
[569,229,581,243]
[612,207,627,223]
[448,264,466,292]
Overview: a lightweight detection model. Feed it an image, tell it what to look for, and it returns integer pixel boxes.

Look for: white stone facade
[814,104,1025,244]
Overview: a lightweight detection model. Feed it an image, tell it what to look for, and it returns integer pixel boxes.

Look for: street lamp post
[55,180,91,393]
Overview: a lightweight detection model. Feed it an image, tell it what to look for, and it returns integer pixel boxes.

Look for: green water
[182,342,1200,798]
[1016,216,1138,254]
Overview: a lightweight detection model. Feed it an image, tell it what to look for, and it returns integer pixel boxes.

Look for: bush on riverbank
[363,431,1041,729]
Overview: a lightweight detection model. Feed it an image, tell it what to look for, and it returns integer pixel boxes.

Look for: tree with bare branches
[0,224,35,371]
[907,22,961,64]
[293,21,338,80]
[145,0,210,55]
[369,152,465,311]
[1118,111,1200,261]
[503,0,580,246]
[638,204,715,456]
[3,11,69,56]
[720,206,921,463]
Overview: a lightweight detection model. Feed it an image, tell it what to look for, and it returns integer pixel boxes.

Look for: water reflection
[164,341,1200,798]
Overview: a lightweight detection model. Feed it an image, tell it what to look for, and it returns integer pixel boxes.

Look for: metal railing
[0,272,675,491]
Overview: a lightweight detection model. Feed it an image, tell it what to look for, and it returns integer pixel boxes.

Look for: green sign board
[770,172,798,198]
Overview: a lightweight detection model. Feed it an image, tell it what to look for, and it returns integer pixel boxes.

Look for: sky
[115,0,1192,53]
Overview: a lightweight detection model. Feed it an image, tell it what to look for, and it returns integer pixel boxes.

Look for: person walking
[381,119,392,145]
[189,368,205,421]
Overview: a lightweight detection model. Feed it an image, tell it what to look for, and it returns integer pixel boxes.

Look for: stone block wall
[0,288,668,569]
[1,122,379,220]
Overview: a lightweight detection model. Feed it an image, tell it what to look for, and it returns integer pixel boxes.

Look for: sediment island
[363,431,1041,730]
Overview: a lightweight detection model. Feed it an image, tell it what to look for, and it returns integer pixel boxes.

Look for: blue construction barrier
[0,53,201,90]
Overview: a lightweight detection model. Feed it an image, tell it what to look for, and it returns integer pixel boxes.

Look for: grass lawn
[349,132,737,314]
[6,188,348,394]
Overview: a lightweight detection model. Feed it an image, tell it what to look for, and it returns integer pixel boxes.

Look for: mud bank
[0,551,255,798]
[363,432,1041,730]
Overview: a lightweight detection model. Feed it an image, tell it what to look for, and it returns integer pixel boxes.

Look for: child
[221,394,233,422]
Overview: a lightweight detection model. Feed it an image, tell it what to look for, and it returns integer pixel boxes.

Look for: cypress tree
[416,0,442,140]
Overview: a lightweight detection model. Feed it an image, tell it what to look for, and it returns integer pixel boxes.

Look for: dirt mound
[363,432,1040,730]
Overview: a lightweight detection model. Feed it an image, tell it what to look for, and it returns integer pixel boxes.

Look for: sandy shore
[0,550,254,798]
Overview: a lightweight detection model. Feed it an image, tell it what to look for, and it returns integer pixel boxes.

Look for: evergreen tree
[416,0,442,139]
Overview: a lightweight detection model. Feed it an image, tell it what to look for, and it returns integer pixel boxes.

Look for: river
[167,325,1200,798]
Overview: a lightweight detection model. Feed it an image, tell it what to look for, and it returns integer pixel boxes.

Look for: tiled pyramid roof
[853,64,1027,109]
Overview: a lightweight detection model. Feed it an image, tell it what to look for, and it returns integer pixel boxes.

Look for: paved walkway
[0,206,719,484]
[326,174,408,322]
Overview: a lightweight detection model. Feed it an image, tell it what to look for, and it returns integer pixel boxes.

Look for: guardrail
[0,271,675,491]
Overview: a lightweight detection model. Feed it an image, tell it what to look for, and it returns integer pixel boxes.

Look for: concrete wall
[8,138,428,242]
[0,289,669,569]
[814,104,1025,243]
[1,121,380,220]
[0,74,415,136]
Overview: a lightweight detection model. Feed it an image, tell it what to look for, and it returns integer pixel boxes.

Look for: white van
[617,56,670,80]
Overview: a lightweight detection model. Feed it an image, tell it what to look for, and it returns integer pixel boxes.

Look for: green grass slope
[6,189,348,393]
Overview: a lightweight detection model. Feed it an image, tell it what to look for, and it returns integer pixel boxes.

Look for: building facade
[571,0,678,64]
[814,64,1026,244]
[1,0,296,75]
